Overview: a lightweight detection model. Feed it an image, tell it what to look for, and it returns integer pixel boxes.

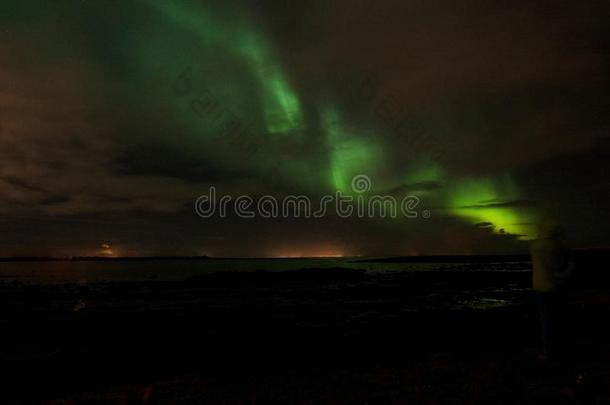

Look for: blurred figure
[530,217,574,360]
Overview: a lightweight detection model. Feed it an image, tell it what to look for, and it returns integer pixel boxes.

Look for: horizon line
[0,247,606,262]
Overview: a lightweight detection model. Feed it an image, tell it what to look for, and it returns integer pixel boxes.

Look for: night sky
[1,0,609,257]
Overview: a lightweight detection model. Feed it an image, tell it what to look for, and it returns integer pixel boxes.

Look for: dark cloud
[115,143,248,183]
[385,181,443,196]
[458,200,535,209]
[0,43,207,217]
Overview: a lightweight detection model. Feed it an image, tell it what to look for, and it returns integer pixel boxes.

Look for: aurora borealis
[1,0,609,257]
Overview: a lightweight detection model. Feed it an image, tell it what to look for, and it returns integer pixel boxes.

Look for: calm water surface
[0,258,530,284]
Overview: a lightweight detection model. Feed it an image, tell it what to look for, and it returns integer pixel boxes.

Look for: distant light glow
[270,246,346,258]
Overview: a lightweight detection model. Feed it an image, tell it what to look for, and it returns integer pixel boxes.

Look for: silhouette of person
[530,217,574,360]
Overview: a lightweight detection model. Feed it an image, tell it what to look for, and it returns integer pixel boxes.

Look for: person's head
[537,217,562,240]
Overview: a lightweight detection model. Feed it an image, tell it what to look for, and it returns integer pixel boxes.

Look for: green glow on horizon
[446,176,535,238]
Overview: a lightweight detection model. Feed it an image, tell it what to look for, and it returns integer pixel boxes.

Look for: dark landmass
[355,248,610,264]
[0,256,214,262]
[354,254,531,263]
[0,259,609,404]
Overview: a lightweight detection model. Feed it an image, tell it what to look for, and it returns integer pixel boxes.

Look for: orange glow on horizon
[269,247,348,258]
